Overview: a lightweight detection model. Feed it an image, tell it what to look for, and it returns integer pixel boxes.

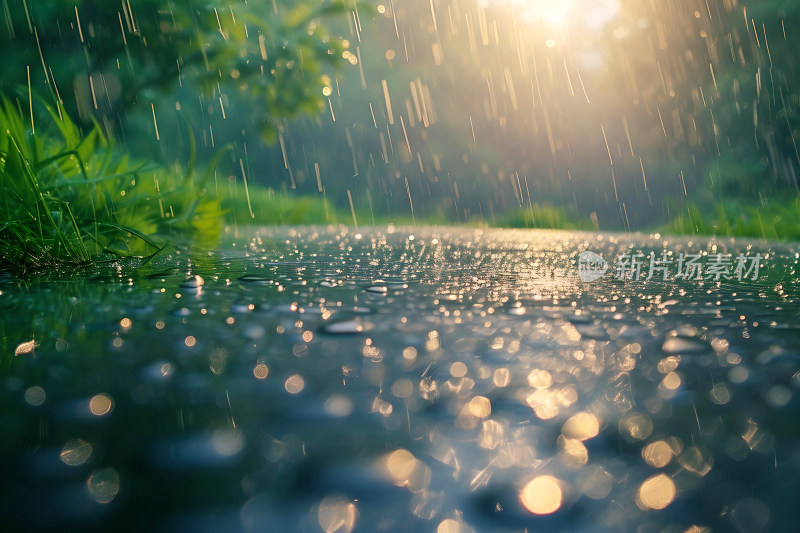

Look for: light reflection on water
[1,227,800,532]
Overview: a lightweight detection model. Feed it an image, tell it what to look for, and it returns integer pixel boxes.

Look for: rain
[2,1,800,532]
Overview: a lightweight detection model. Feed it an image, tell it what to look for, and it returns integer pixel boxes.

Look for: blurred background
[3,0,799,236]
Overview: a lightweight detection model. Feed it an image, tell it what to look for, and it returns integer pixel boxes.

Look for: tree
[1,0,353,139]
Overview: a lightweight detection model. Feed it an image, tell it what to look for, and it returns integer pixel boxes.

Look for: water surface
[2,227,800,532]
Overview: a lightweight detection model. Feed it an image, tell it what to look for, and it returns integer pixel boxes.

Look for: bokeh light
[519,475,564,515]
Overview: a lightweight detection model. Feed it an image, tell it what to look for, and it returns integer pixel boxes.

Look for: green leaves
[0,89,226,273]
[2,0,355,140]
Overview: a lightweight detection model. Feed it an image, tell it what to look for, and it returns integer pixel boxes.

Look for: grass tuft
[0,90,224,274]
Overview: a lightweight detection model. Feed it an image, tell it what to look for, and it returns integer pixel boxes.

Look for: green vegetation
[497,204,594,231]
[0,91,225,273]
[663,199,800,242]
[0,0,361,273]
[220,185,340,226]
[1,0,354,140]
[0,90,358,273]
[4,0,800,267]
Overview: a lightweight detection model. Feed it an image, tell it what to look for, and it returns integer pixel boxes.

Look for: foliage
[496,204,594,231]
[6,0,800,234]
[219,184,340,226]
[0,90,224,273]
[0,0,365,272]
[219,183,462,227]
[663,198,800,241]
[1,0,355,140]
[657,0,800,232]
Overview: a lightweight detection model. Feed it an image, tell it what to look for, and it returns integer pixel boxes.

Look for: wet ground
[2,227,800,532]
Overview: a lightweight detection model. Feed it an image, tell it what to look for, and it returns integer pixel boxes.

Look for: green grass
[218,184,341,226]
[0,89,355,274]
[17,85,799,280]
[219,185,459,228]
[0,87,462,276]
[0,90,226,273]
[1,88,437,274]
[496,204,594,230]
[663,199,800,242]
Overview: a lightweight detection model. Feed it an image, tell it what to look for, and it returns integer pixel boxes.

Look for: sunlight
[520,0,576,26]
[4,0,799,530]
[480,0,620,31]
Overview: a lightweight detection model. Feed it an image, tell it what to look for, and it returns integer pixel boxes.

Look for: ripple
[320,318,372,335]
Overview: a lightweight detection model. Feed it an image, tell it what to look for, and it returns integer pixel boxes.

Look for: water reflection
[284,374,305,394]
[60,439,93,466]
[23,385,46,406]
[2,227,800,531]
[636,474,675,512]
[317,494,358,533]
[561,412,600,441]
[519,475,564,515]
[89,393,114,416]
[253,363,269,379]
[641,440,674,468]
[87,467,120,504]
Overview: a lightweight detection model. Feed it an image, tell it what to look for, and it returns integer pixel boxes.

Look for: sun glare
[522,0,575,25]
[480,0,620,31]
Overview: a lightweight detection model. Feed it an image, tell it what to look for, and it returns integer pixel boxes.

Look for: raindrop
[211,428,244,456]
[437,518,475,533]
[24,386,46,406]
[519,475,564,515]
[318,494,358,533]
[710,384,732,405]
[467,396,491,418]
[253,363,269,380]
[577,464,613,500]
[619,412,654,441]
[87,467,120,504]
[61,439,94,466]
[285,374,305,394]
[180,275,205,289]
[642,440,675,468]
[89,393,114,416]
[562,412,600,441]
[637,473,676,510]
